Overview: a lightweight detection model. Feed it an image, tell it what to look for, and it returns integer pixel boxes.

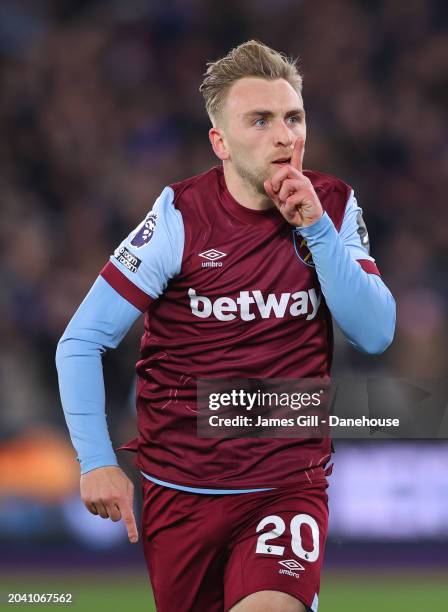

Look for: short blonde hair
[199,40,303,125]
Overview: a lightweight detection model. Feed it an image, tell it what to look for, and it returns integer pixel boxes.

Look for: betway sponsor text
[188,288,321,321]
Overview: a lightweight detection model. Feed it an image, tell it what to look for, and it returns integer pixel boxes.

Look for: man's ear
[209,127,230,161]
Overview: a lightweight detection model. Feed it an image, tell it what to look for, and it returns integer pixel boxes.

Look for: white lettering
[213,297,237,321]
[307,288,321,320]
[252,290,290,319]
[289,291,308,316]
[236,291,256,321]
[188,288,321,321]
[329,415,400,427]
[188,288,212,318]
[246,393,257,411]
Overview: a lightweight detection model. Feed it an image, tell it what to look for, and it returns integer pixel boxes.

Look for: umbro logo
[198,249,227,268]
[278,559,305,579]
[279,560,304,571]
[199,249,226,261]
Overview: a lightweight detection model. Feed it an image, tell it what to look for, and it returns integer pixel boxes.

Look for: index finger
[118,499,139,543]
[291,137,305,172]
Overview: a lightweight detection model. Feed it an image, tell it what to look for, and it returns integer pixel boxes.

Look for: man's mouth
[272,157,291,166]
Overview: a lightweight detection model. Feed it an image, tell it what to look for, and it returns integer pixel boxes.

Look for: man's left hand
[264,138,323,228]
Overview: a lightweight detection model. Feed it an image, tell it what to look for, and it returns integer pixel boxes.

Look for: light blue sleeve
[338,190,375,261]
[56,188,185,474]
[56,277,141,474]
[109,186,184,298]
[298,193,396,354]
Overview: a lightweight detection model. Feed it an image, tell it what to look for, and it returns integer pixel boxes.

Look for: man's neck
[223,163,274,211]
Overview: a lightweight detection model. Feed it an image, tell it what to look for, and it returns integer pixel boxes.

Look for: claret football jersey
[100,165,378,489]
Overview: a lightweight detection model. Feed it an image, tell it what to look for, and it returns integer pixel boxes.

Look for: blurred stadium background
[0,0,447,610]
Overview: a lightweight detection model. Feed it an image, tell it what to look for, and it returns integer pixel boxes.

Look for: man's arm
[56,277,141,474]
[56,277,142,542]
[265,139,395,354]
[56,277,141,543]
[56,186,184,541]
[298,201,395,354]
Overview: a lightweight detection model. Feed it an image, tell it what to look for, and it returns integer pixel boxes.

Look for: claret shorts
[141,477,328,612]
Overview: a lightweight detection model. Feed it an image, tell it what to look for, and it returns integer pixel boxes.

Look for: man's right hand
[80,466,138,543]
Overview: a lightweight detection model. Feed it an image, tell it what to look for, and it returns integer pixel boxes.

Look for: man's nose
[273,120,294,147]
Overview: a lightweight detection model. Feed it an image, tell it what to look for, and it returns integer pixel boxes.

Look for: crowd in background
[0,0,447,507]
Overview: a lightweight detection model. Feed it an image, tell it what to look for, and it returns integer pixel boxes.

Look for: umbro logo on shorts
[278,559,305,579]
[279,559,305,571]
[198,249,227,268]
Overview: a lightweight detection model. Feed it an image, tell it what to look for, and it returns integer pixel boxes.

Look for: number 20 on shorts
[255,513,319,562]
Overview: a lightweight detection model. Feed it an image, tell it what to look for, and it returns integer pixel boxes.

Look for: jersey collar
[216,166,285,230]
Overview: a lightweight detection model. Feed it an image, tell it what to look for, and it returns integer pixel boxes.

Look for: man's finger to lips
[291,138,305,171]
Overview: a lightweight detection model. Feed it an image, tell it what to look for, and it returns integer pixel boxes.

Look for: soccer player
[56,40,395,612]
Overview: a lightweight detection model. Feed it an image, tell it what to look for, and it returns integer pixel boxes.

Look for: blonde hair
[199,40,303,125]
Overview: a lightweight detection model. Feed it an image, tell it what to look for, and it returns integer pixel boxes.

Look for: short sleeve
[100,186,184,311]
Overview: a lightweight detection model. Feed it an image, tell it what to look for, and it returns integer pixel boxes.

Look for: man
[56,40,395,612]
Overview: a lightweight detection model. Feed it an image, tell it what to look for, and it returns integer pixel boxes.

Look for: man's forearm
[299,213,396,354]
[56,336,118,473]
[56,276,141,473]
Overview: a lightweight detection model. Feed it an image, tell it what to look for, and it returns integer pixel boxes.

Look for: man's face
[218,77,306,195]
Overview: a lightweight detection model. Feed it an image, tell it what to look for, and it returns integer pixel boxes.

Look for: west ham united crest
[292,229,315,267]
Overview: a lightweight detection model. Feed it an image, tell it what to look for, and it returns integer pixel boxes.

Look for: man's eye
[254,118,266,127]
[287,115,300,124]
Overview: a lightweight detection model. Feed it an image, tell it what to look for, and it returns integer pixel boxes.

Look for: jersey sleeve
[100,186,184,311]
[339,190,380,275]
[56,276,142,474]
[298,207,396,354]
